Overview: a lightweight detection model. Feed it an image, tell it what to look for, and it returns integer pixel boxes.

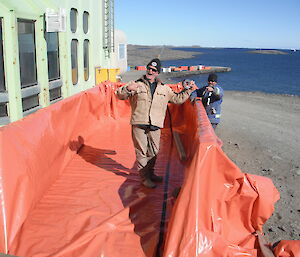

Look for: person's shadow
[70,136,131,176]
[69,136,162,256]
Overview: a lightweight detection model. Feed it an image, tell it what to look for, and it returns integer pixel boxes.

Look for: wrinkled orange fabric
[0,82,297,256]
[164,87,280,256]
[273,240,300,257]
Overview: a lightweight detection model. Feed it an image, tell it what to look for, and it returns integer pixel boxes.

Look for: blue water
[161,48,300,96]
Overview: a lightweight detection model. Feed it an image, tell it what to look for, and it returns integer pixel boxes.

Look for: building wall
[112,29,128,74]
[0,0,117,124]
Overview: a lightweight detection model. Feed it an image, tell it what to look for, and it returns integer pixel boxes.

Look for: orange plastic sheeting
[0,86,108,253]
[0,82,183,256]
[0,82,297,256]
[273,240,300,257]
[0,83,127,254]
[9,114,167,256]
[163,87,282,257]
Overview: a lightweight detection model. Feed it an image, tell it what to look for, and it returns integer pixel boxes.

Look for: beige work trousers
[131,126,161,178]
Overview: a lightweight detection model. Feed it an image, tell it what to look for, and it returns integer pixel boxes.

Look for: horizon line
[127,44,299,51]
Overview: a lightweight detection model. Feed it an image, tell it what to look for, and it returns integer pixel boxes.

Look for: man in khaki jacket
[115,58,195,188]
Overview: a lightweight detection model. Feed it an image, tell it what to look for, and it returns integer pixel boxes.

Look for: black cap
[208,73,217,82]
[147,58,161,73]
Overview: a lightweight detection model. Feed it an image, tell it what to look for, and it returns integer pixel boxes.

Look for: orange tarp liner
[0,82,298,256]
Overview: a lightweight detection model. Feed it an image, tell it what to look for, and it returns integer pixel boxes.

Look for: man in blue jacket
[191,73,224,129]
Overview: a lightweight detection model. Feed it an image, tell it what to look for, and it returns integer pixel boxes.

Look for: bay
[162,48,300,96]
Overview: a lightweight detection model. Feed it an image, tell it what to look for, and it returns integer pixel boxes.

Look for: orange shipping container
[188,66,197,71]
[135,66,147,70]
[179,66,188,71]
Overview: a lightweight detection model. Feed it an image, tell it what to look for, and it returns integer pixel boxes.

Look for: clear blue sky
[115,0,300,49]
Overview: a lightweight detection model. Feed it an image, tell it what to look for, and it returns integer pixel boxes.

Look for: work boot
[139,168,157,188]
[150,173,163,183]
[142,178,157,188]
[149,168,163,183]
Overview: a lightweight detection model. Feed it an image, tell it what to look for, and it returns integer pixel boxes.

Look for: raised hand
[127,82,140,92]
[206,86,214,92]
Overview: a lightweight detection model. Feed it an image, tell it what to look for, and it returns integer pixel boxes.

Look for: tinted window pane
[0,103,8,117]
[0,19,5,92]
[45,32,60,81]
[50,87,61,101]
[119,44,125,59]
[83,11,89,34]
[71,39,78,85]
[70,9,77,33]
[84,39,89,81]
[18,20,37,88]
[22,94,39,112]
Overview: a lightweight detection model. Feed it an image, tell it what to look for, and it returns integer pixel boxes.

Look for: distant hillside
[248,49,288,55]
[127,45,202,66]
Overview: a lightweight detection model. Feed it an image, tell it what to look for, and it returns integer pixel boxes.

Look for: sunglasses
[148,67,158,73]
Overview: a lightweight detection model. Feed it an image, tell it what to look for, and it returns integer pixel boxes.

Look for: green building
[0,0,125,125]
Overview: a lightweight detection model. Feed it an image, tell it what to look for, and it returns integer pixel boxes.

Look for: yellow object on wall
[95,68,108,85]
[95,67,120,84]
[108,68,120,82]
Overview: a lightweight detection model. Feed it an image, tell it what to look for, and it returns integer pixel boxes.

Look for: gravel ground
[217,91,300,243]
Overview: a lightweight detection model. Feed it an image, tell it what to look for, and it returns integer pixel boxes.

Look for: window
[49,87,61,101]
[17,19,37,88]
[0,19,5,92]
[45,32,60,81]
[45,32,62,102]
[18,19,39,112]
[84,39,89,81]
[83,11,89,34]
[71,39,78,85]
[70,8,77,33]
[0,103,8,117]
[119,44,125,60]
[22,94,39,112]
